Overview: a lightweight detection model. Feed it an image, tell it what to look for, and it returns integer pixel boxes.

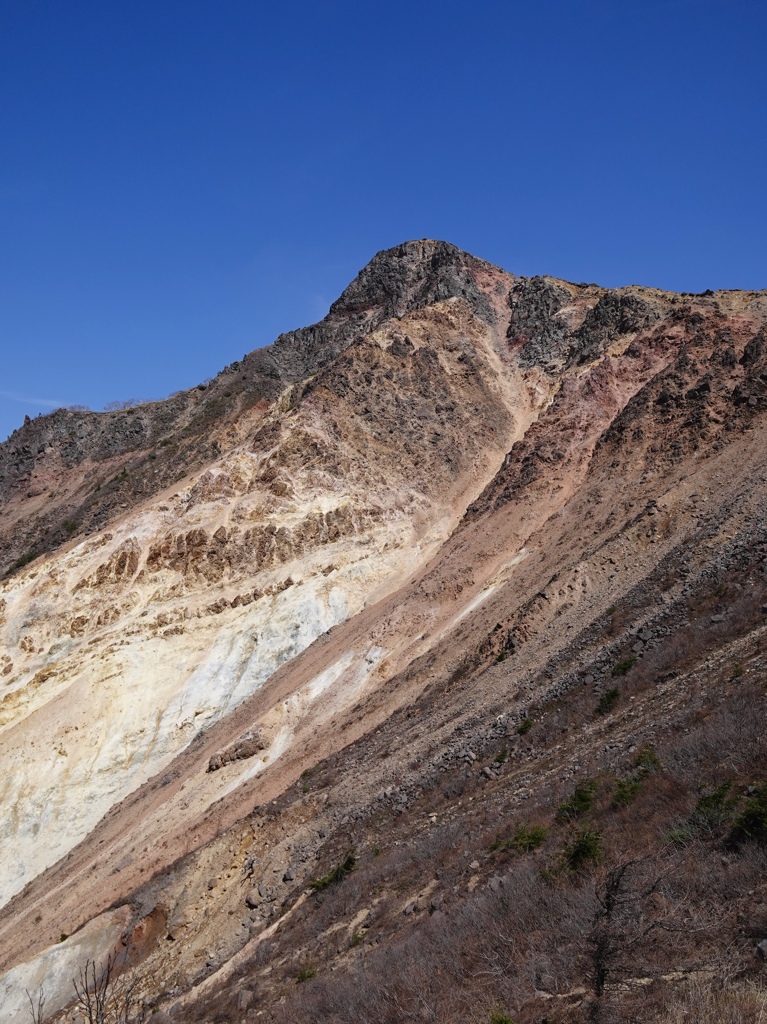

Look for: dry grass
[654,977,767,1024]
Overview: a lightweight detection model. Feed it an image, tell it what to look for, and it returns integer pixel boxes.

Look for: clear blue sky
[1,0,765,441]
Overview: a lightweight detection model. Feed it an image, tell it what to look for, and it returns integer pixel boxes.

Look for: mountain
[1,241,767,1023]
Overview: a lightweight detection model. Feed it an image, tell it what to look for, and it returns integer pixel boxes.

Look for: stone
[757,939,767,961]
[237,990,254,1011]
[245,889,260,908]
[283,867,295,882]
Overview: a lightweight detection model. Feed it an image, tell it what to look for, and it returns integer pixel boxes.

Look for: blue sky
[1,0,765,441]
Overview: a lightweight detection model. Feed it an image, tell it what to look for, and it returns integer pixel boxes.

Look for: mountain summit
[2,245,767,1023]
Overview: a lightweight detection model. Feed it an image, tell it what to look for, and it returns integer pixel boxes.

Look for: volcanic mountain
[2,241,767,1023]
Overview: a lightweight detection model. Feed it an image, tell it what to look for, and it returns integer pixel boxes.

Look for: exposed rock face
[1,241,767,1022]
[0,240,502,579]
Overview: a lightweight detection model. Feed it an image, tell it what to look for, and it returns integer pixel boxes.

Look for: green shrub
[489,1013,515,1024]
[6,549,38,576]
[509,823,548,853]
[564,828,603,870]
[606,605,617,616]
[495,748,508,765]
[556,780,597,822]
[296,966,316,983]
[728,783,767,847]
[613,778,642,807]
[309,851,357,891]
[595,688,620,715]
[613,747,660,808]
[666,825,696,846]
[517,718,532,735]
[668,782,738,845]
[634,747,661,773]
[612,656,636,677]
[492,823,548,853]
[691,782,737,833]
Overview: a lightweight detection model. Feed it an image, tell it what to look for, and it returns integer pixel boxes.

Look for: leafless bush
[73,953,146,1024]
[659,687,767,788]
[103,399,145,411]
[25,987,45,1024]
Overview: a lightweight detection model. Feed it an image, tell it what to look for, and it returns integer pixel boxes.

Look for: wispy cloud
[0,389,64,409]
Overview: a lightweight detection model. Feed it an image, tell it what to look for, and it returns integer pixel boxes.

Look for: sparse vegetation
[728,781,767,847]
[668,782,738,844]
[635,746,661,773]
[516,718,532,735]
[509,823,548,853]
[309,851,357,891]
[6,549,38,576]
[595,687,620,714]
[491,823,548,854]
[488,1012,515,1024]
[564,827,603,870]
[556,780,597,822]
[613,746,660,807]
[611,655,636,676]
[613,776,641,807]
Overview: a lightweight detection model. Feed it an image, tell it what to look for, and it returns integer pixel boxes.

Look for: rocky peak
[267,239,504,382]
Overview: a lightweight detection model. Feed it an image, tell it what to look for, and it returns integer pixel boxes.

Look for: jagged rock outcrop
[0,241,504,578]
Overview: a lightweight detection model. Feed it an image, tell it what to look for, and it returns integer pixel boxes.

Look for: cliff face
[2,243,767,1023]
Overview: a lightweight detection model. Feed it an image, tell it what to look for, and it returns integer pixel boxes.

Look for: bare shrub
[25,987,45,1024]
[659,687,767,788]
[654,977,767,1023]
[73,953,146,1024]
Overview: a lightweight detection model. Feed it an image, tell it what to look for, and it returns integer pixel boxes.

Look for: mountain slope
[1,242,767,1023]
